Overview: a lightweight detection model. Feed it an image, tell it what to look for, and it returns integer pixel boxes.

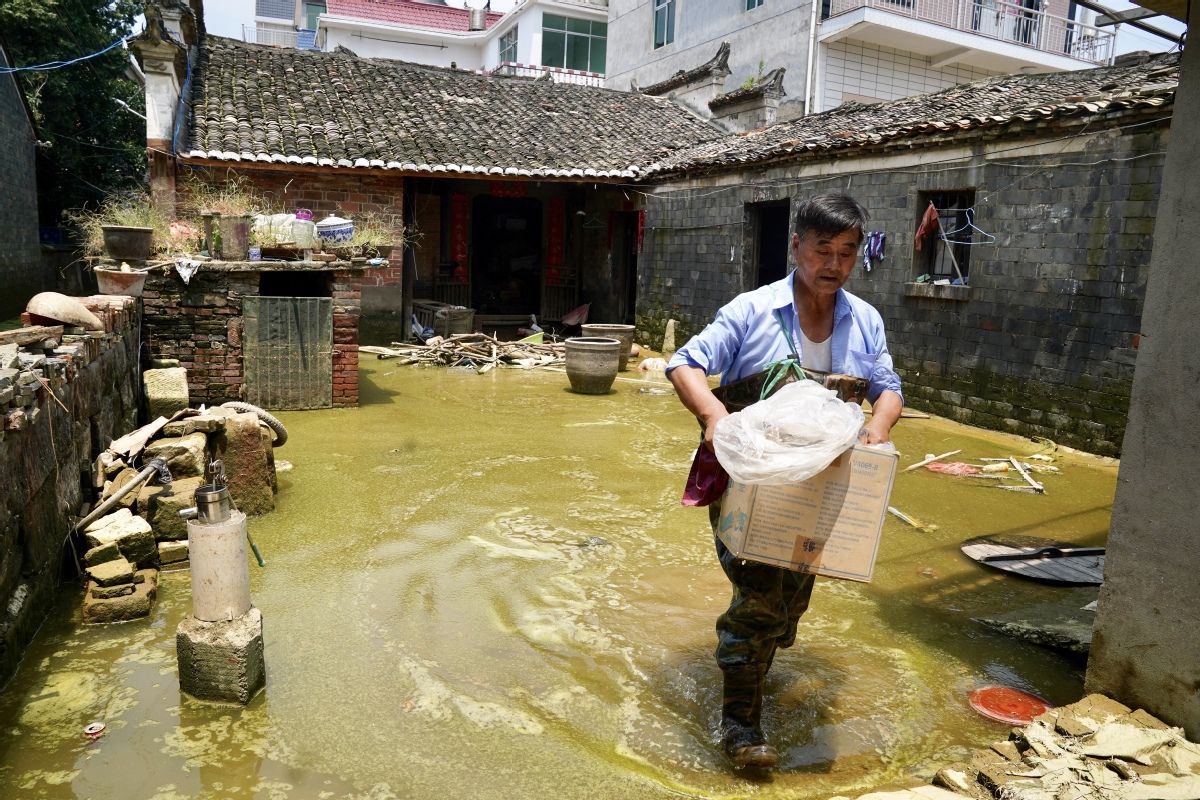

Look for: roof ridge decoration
[645,53,1180,179]
[638,41,732,96]
[709,67,786,111]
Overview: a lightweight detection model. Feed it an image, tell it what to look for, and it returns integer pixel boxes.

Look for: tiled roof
[709,68,786,111]
[325,0,503,32]
[182,36,719,178]
[647,54,1179,177]
[640,41,731,96]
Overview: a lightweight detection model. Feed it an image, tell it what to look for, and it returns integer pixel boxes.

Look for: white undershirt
[800,329,833,373]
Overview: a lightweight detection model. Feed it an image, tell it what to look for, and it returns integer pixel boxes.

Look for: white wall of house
[818,39,1000,112]
[322,23,487,67]
[607,0,813,113]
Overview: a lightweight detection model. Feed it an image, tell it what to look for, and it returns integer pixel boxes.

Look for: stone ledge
[903,282,972,302]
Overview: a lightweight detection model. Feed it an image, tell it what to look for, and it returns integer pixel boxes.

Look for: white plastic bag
[713,380,864,485]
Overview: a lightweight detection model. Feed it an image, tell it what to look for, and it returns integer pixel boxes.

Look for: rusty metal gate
[243,296,333,410]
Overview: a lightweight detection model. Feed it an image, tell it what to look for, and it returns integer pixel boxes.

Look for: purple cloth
[682,445,730,507]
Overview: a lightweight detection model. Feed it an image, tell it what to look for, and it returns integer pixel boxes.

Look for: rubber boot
[720,665,778,770]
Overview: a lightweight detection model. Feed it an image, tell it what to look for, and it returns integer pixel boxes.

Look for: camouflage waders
[709,504,816,768]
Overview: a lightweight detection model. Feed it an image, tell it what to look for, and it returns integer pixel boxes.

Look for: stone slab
[91,582,135,599]
[973,593,1098,656]
[138,475,204,541]
[214,413,274,516]
[176,607,265,704]
[83,541,121,567]
[103,467,142,510]
[82,568,157,624]
[83,507,132,533]
[85,557,134,587]
[84,514,157,568]
[158,540,189,564]
[144,432,208,479]
[143,367,189,419]
[162,415,226,437]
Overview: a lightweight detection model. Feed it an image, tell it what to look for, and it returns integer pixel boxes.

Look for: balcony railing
[242,25,322,50]
[487,62,605,87]
[823,0,1115,65]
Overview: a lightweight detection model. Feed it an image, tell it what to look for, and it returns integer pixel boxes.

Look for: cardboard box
[716,445,899,582]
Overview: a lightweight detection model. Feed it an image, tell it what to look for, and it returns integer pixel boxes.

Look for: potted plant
[66,193,166,262]
[181,174,264,260]
[348,212,402,259]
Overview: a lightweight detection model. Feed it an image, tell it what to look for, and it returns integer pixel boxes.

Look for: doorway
[471,196,543,316]
[612,211,640,324]
[748,202,791,288]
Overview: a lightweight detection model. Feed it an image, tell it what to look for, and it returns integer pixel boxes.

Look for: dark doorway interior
[471,196,543,315]
[613,211,640,324]
[755,203,790,287]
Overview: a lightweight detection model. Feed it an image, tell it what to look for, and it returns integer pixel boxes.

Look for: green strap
[757,308,808,400]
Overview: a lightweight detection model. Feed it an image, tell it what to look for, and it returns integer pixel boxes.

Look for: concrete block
[176,607,265,704]
[143,367,189,419]
[82,568,157,624]
[144,432,208,479]
[102,467,141,510]
[138,475,204,541]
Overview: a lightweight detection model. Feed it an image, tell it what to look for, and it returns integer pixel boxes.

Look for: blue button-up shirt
[666,271,903,404]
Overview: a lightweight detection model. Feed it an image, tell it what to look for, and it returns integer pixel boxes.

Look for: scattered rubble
[833,694,1200,800]
[361,333,567,373]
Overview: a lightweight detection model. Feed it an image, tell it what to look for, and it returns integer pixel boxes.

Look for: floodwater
[0,359,1116,799]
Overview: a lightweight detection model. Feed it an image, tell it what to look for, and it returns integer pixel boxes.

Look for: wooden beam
[0,325,65,347]
[1095,7,1159,25]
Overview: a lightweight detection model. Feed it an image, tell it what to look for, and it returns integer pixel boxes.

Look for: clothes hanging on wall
[863,230,886,272]
[914,204,940,252]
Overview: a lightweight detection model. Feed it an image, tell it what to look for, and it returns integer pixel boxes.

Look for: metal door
[243,296,333,410]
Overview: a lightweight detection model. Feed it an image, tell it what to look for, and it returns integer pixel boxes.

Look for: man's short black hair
[794,193,869,243]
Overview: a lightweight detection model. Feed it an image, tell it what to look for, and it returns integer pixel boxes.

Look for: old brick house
[130,2,715,408]
[633,54,1177,455]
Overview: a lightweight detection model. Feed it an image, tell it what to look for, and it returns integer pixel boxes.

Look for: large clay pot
[581,323,636,371]
[94,267,148,297]
[565,337,622,394]
[101,225,153,260]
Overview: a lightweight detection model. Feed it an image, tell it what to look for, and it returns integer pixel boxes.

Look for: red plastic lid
[969,686,1052,725]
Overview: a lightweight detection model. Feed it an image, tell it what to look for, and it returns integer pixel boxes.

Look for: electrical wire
[0,34,134,74]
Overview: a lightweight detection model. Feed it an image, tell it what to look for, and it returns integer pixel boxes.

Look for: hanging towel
[914,204,940,252]
[863,230,886,272]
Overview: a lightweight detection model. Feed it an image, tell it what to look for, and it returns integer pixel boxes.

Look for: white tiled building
[606,0,1113,120]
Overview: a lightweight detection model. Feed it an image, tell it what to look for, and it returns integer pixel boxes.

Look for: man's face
[791,228,861,299]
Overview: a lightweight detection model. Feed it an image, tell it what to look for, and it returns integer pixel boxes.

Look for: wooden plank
[962,540,1104,585]
[0,325,64,346]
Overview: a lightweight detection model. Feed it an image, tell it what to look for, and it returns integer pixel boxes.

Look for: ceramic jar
[565,337,622,394]
[581,323,636,371]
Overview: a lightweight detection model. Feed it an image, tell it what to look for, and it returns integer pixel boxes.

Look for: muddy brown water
[0,360,1116,799]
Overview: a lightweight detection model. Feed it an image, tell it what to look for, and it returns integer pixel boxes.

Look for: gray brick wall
[0,48,43,321]
[639,121,1168,456]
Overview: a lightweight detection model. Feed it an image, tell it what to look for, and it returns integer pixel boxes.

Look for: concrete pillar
[130,6,189,217]
[1084,6,1200,738]
[177,608,265,704]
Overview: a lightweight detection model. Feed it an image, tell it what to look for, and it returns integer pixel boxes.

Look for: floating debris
[83,722,105,739]
[361,334,566,372]
[903,449,962,472]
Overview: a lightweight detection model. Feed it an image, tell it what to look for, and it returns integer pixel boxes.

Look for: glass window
[303,1,325,30]
[541,14,607,73]
[499,27,518,62]
[747,0,764,8]
[914,190,977,280]
[654,0,675,49]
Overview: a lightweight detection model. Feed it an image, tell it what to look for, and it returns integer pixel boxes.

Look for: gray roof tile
[185,36,721,178]
[647,54,1179,177]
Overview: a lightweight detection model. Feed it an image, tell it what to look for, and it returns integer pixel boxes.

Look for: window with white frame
[746,0,764,9]
[654,0,676,48]
[542,14,607,72]
[499,27,518,63]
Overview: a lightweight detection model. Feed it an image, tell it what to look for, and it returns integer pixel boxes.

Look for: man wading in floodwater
[666,193,904,770]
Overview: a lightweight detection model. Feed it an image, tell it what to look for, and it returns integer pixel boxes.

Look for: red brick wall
[332,269,361,408]
[178,167,405,292]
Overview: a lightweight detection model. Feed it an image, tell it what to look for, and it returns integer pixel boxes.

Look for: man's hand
[860,389,903,445]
